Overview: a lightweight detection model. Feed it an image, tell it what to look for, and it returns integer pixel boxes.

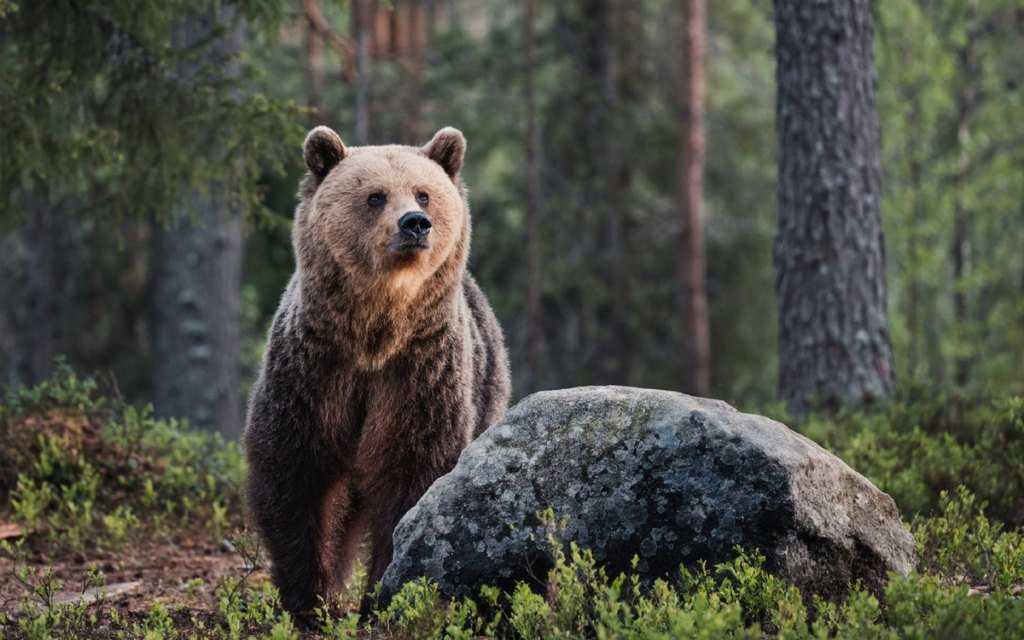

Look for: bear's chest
[315,365,368,449]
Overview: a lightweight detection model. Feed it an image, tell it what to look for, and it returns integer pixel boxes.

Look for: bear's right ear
[303,126,347,181]
[422,127,466,178]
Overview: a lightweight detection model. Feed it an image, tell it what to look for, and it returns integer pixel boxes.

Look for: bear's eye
[367,192,387,208]
[416,192,430,207]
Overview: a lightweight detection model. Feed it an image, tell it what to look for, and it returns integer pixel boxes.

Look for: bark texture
[773,0,894,415]
[0,194,60,387]
[678,0,710,396]
[153,7,245,438]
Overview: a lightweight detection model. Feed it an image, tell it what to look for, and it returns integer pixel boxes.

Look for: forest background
[2,0,1022,440]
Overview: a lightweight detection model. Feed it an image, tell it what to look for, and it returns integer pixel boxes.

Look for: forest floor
[2,370,1024,638]
[0,523,292,637]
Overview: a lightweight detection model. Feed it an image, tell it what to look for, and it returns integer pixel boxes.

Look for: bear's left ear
[304,126,347,181]
[422,127,466,178]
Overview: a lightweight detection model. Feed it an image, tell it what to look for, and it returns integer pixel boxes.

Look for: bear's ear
[303,126,347,181]
[422,127,466,178]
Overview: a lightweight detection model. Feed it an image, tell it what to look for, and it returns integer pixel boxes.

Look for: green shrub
[3,367,1023,638]
[791,387,1024,526]
[913,486,1024,591]
[1,364,245,549]
[884,575,1024,639]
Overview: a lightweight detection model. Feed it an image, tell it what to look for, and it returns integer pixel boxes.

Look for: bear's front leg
[357,470,438,614]
[247,450,341,614]
[354,403,472,613]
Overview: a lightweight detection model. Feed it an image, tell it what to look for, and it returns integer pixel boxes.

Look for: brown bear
[244,125,510,615]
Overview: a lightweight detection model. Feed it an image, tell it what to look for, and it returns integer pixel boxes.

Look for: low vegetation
[1,368,1022,638]
[793,385,1024,527]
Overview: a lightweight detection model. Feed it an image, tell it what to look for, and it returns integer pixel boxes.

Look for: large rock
[380,387,915,603]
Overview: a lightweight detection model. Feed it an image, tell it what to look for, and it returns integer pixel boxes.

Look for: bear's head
[295,125,470,306]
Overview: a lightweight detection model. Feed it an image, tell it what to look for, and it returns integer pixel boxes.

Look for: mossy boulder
[380,387,916,603]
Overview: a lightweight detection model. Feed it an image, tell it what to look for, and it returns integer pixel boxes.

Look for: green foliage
[507,583,551,639]
[361,515,1024,639]
[378,578,449,638]
[0,0,303,226]
[877,0,1024,394]
[2,486,1022,638]
[377,578,487,640]
[914,487,1024,591]
[5,369,1024,638]
[1,358,100,416]
[792,388,1024,526]
[884,575,1024,640]
[381,519,1024,639]
[315,607,362,640]
[1,365,245,548]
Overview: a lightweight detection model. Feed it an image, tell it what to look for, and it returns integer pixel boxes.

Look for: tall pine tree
[773,0,894,414]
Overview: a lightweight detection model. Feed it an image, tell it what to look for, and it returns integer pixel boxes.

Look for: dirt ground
[0,525,283,638]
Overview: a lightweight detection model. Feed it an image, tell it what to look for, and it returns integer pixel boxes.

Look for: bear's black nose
[398,211,432,239]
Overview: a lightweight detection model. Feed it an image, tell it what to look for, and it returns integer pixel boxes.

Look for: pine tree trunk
[353,0,373,144]
[522,0,543,392]
[906,98,922,380]
[678,0,710,396]
[0,193,59,387]
[952,0,978,388]
[303,0,325,121]
[579,0,610,383]
[773,0,894,415]
[606,0,640,385]
[402,0,425,143]
[152,7,245,438]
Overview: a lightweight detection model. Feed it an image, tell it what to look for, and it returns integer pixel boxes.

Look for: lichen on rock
[380,386,916,604]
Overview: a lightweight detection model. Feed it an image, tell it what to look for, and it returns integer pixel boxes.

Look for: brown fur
[244,126,510,614]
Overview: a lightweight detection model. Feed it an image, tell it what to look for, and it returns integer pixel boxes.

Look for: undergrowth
[785,383,1024,527]
[0,367,1022,638]
[0,361,243,550]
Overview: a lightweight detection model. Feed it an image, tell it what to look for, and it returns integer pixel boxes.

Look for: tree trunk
[605,0,641,386]
[152,7,245,438]
[0,193,59,387]
[773,0,894,415]
[303,0,325,122]
[906,98,922,380]
[579,0,610,384]
[522,0,543,392]
[353,0,373,144]
[402,0,426,143]
[952,0,978,388]
[678,0,710,396]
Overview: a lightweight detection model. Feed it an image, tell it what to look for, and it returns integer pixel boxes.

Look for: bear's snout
[398,211,432,241]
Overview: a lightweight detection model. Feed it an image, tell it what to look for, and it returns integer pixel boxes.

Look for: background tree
[4,0,1022,433]
[678,0,710,396]
[773,0,894,414]
[876,0,1024,392]
[243,0,782,403]
[303,0,326,120]
[352,0,374,143]
[521,0,543,393]
[0,1,300,432]
[148,6,249,438]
